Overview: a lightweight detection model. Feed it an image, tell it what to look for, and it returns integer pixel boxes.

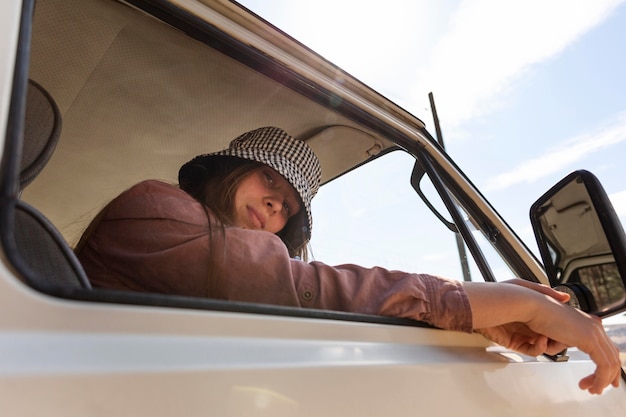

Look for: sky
[238,0,626,281]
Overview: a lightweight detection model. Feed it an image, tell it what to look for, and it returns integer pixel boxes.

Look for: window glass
[309,149,521,283]
[310,150,474,281]
[451,197,518,281]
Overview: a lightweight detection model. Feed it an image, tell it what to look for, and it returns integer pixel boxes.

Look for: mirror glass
[530,170,626,317]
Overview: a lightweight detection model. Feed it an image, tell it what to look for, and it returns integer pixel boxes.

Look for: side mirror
[530,170,626,317]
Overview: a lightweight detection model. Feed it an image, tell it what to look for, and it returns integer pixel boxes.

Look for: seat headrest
[20,79,62,190]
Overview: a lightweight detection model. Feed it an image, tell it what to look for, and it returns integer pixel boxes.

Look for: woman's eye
[264,172,274,184]
[282,201,291,214]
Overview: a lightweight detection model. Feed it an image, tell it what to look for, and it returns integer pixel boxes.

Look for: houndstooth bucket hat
[179,127,321,251]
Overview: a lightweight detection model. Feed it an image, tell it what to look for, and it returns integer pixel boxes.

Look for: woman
[76,126,621,394]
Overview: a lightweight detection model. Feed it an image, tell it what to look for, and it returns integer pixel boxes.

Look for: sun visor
[305,126,385,183]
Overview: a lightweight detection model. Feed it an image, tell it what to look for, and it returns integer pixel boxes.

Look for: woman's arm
[463,280,621,394]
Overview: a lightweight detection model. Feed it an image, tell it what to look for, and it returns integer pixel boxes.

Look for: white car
[1,0,625,415]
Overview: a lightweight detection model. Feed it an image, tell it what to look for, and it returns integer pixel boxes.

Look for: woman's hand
[463,281,622,394]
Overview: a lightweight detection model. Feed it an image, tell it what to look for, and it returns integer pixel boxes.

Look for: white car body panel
[1,274,625,415]
[1,0,625,415]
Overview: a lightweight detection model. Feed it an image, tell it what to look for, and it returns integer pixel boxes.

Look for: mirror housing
[530,170,626,318]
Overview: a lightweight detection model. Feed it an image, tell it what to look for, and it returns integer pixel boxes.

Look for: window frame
[0,0,537,327]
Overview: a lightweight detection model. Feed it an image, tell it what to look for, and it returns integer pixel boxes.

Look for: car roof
[22,0,431,244]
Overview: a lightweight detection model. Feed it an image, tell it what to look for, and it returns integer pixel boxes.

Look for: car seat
[10,79,91,290]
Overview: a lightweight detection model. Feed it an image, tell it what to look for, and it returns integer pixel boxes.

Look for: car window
[5,0,510,323]
[311,150,476,281]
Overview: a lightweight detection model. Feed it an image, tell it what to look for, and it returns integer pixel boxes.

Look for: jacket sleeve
[210,225,473,333]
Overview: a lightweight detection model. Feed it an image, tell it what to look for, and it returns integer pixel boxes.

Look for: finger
[579,374,599,394]
[532,335,548,355]
[512,334,548,357]
[584,336,621,394]
[534,286,570,303]
[543,339,568,355]
[503,279,570,302]
[579,371,614,395]
[551,290,571,303]
[612,373,621,388]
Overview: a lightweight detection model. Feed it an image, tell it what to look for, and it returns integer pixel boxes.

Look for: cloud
[410,0,624,130]
[484,111,626,190]
[611,190,626,218]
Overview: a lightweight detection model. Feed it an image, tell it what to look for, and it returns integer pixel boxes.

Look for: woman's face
[233,166,302,233]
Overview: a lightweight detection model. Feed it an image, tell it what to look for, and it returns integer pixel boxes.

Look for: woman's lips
[247,206,265,230]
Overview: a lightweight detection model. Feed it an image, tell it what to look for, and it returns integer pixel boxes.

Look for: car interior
[21,0,420,247]
[3,0,434,326]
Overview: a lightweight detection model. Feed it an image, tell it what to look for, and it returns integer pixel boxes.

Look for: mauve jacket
[76,180,473,332]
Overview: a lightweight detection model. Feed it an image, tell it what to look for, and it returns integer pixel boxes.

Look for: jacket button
[303,290,313,300]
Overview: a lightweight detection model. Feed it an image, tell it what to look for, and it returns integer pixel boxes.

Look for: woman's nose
[265,195,280,213]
